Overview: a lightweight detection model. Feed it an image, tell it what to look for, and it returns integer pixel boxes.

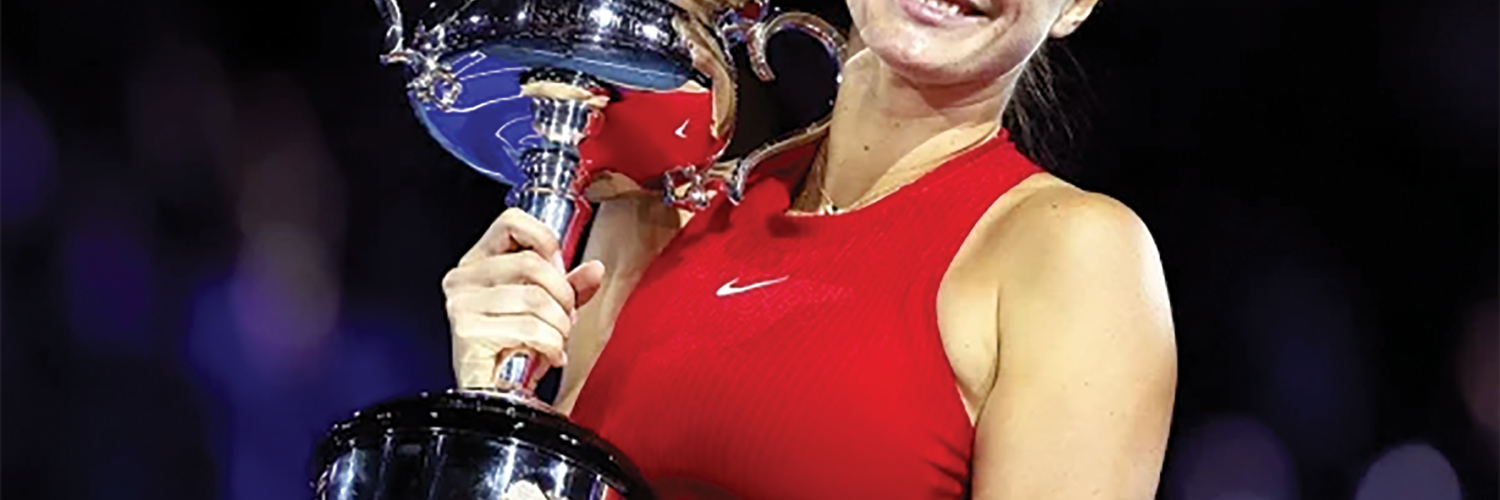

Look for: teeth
[921,0,963,15]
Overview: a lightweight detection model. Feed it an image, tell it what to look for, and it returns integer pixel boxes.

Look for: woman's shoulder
[968,172,1162,281]
[937,170,1173,420]
[956,171,1174,358]
[1005,174,1150,239]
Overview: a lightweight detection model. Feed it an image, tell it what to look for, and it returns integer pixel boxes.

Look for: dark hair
[1002,43,1089,176]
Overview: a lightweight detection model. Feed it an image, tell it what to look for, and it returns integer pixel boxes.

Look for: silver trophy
[312,0,843,497]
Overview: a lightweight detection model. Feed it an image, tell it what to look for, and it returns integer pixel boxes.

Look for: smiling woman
[442,0,1176,497]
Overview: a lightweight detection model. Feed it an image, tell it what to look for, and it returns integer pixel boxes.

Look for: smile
[897,0,988,26]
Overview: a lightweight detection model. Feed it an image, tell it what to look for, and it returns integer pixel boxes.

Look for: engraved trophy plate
[312,0,843,498]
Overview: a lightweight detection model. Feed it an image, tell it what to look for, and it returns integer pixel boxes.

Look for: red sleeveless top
[570,131,1042,500]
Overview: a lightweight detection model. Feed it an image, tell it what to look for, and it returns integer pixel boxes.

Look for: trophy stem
[512,147,591,264]
[495,69,608,392]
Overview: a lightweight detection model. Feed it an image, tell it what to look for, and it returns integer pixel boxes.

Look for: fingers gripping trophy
[312,0,844,497]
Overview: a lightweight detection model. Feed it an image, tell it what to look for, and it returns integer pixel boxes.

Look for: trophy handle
[373,0,405,53]
[660,6,846,205]
[374,0,464,111]
[743,11,847,83]
[682,9,843,205]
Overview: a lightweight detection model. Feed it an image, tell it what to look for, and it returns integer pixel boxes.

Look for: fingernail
[550,251,566,270]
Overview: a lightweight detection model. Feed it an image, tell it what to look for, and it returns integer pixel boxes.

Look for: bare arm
[554,195,686,413]
[972,191,1177,500]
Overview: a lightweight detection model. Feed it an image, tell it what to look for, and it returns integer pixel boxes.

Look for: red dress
[570,131,1042,500]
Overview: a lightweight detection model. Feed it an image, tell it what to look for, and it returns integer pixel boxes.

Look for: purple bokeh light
[1169,415,1298,500]
[1237,251,1371,466]
[1458,299,1497,445]
[60,178,156,355]
[1,83,57,226]
[1354,442,1463,500]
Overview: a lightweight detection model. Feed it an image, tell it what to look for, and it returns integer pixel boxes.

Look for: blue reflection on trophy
[409,52,539,184]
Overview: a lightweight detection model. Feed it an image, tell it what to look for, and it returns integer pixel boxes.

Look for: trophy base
[314,390,653,500]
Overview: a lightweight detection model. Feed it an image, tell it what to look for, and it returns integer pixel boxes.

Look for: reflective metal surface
[372,0,845,416]
[381,0,844,207]
[507,69,605,266]
[316,390,652,500]
[314,0,845,497]
[420,0,703,93]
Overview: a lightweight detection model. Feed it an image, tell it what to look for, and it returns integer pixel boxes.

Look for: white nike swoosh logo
[716,277,789,297]
[674,120,691,138]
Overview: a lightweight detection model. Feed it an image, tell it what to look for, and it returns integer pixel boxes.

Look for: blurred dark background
[1,0,1495,498]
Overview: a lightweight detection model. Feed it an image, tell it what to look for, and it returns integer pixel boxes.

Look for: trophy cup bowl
[312,0,843,498]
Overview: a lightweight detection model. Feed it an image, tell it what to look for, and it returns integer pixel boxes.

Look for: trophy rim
[418,0,708,89]
[315,388,655,499]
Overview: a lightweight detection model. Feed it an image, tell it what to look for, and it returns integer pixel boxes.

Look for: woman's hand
[442,208,607,389]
